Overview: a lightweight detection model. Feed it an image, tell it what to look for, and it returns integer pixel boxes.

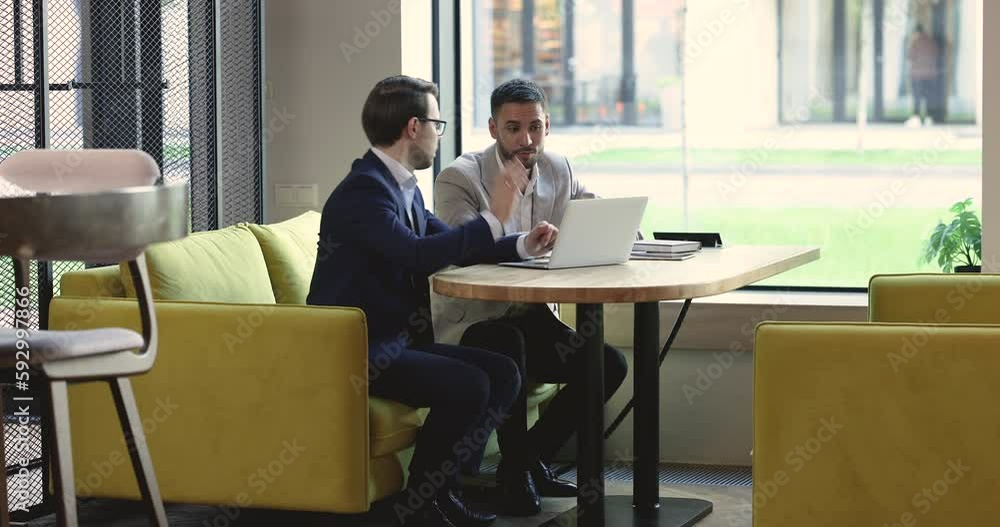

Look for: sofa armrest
[753,321,1000,527]
[868,273,1000,324]
[49,296,372,513]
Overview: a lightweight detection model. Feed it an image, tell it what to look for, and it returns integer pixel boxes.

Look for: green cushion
[245,211,321,305]
[121,224,276,304]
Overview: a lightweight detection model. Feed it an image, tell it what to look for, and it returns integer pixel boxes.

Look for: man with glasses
[307,75,558,527]
[420,117,448,136]
[431,78,628,516]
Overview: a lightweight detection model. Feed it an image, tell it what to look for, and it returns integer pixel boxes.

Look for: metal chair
[0,149,189,526]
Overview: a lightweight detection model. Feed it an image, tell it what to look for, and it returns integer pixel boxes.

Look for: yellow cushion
[370,453,407,504]
[245,211,321,304]
[121,224,275,303]
[369,398,428,458]
[60,265,126,298]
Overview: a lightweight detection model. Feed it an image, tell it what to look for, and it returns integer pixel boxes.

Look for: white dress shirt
[372,147,418,227]
[371,147,521,250]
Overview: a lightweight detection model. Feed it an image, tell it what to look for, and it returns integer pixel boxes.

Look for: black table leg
[578,303,605,526]
[633,301,660,510]
[541,303,605,526]
[610,301,712,526]
[544,301,713,527]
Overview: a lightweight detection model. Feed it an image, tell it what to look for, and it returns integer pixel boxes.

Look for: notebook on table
[630,239,701,260]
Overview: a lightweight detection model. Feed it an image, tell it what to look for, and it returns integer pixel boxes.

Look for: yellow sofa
[753,273,1000,526]
[48,211,560,513]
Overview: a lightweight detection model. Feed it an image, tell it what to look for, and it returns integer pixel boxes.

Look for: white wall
[984,0,998,270]
[400,0,436,210]
[976,0,983,127]
[600,347,755,466]
[547,342,759,466]
[265,0,404,223]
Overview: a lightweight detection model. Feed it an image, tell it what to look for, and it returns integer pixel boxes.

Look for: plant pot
[954,265,981,273]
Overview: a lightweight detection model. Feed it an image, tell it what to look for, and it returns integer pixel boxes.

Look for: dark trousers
[913,78,935,117]
[460,305,628,470]
[368,339,521,497]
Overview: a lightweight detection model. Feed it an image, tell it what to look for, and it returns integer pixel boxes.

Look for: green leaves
[922,198,982,272]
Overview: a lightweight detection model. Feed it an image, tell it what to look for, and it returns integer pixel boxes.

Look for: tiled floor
[25,483,752,526]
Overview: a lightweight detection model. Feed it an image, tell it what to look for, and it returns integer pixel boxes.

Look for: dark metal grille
[187,0,218,231]
[219,0,262,226]
[0,0,36,322]
[0,0,46,518]
[1,0,262,520]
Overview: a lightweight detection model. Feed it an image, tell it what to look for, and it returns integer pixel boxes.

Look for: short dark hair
[490,79,547,117]
[361,75,439,147]
[915,24,925,33]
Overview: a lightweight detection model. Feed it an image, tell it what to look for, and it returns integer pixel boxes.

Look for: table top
[433,245,820,304]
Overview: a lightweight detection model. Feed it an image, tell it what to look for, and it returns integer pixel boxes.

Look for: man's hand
[524,221,558,257]
[489,158,529,223]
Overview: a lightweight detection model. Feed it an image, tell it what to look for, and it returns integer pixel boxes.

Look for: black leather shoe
[401,498,458,527]
[497,463,542,516]
[438,489,498,526]
[530,459,578,497]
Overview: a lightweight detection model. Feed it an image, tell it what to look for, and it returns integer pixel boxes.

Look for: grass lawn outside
[1,145,191,163]
[585,148,982,167]
[639,205,959,288]
[164,144,191,163]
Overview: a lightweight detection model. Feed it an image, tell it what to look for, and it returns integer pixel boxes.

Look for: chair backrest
[754,321,1000,526]
[0,149,186,372]
[869,273,1000,324]
[0,149,158,192]
[0,149,183,263]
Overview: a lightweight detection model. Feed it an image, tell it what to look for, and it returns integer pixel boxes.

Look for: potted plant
[922,198,982,273]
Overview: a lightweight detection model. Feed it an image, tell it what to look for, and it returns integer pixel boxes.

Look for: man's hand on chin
[489,158,530,223]
[525,222,558,257]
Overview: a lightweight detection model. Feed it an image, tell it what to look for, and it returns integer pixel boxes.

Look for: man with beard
[431,79,629,516]
[308,75,558,527]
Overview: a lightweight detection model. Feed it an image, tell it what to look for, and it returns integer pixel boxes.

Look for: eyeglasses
[417,118,447,136]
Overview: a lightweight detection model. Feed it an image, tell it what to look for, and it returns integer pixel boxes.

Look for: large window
[459,0,982,288]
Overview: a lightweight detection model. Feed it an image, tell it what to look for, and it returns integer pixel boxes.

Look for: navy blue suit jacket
[307,150,522,352]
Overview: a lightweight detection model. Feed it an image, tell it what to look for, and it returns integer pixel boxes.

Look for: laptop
[499,196,648,270]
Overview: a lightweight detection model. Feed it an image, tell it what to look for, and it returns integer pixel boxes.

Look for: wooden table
[434,245,820,527]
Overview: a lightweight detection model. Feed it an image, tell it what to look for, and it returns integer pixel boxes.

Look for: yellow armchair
[753,273,1000,527]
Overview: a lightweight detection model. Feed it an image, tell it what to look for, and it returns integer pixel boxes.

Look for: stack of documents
[630,239,701,261]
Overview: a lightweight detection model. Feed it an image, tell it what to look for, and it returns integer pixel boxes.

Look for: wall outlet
[275,184,318,207]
